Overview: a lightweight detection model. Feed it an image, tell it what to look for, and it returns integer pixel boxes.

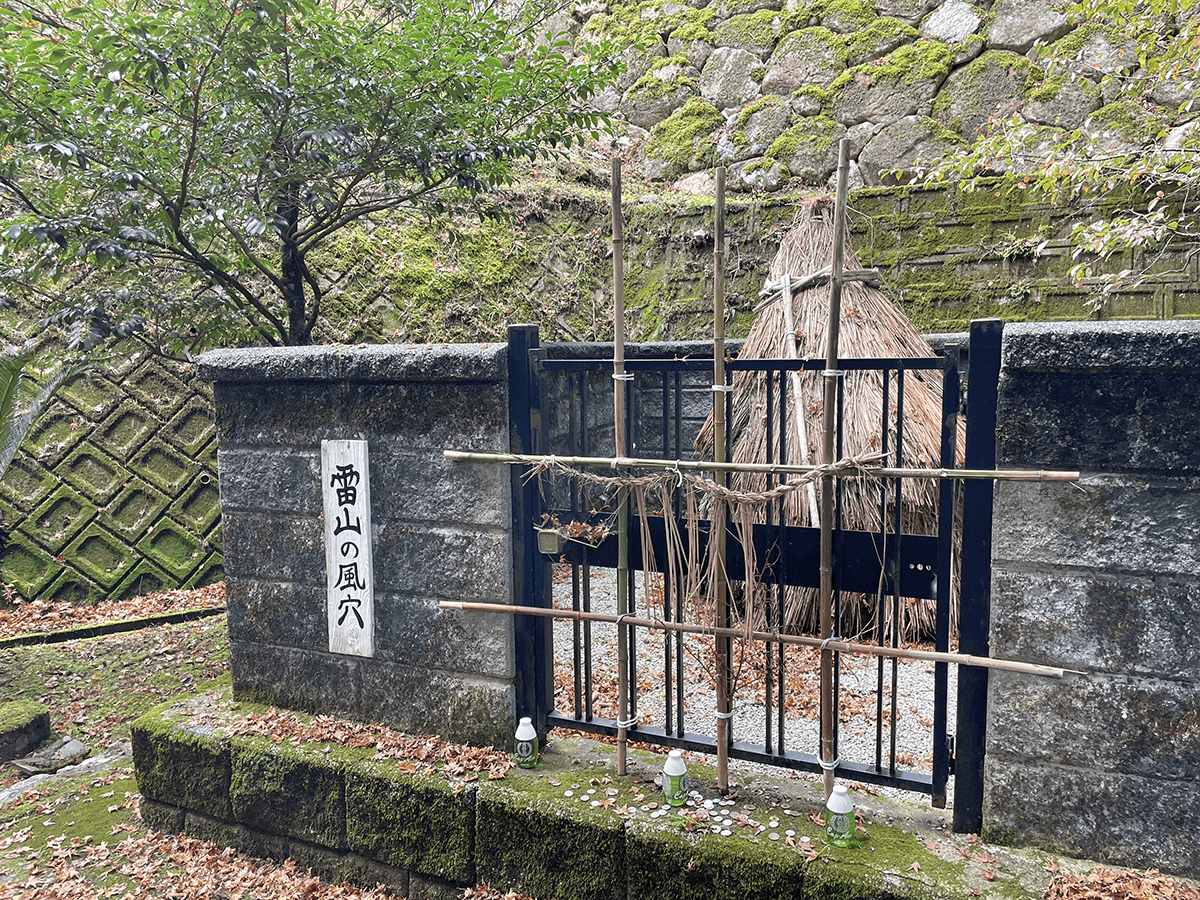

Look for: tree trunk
[277,191,309,346]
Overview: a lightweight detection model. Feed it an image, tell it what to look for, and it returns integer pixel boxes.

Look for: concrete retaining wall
[985,320,1200,875]
[199,344,516,748]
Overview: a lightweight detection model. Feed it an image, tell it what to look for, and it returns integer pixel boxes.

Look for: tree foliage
[926,0,1200,291]
[0,0,620,355]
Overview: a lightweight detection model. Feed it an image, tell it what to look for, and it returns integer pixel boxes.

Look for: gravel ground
[552,565,957,806]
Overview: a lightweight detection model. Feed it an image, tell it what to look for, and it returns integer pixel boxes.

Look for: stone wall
[199,344,516,748]
[985,320,1200,876]
[573,0,1200,194]
[0,346,222,605]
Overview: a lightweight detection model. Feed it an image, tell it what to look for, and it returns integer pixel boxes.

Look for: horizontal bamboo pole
[443,449,1079,483]
[439,601,1080,679]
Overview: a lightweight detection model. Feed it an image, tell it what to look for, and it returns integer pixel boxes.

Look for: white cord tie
[613,372,635,381]
[711,384,734,392]
[714,710,734,720]
[822,369,844,378]
[819,756,840,771]
[617,717,638,729]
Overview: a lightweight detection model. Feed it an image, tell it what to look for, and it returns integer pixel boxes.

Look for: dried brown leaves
[1043,867,1200,900]
[228,708,514,783]
[0,830,401,900]
[0,585,225,640]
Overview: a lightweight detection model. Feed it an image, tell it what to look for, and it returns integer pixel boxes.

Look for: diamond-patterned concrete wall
[0,347,222,604]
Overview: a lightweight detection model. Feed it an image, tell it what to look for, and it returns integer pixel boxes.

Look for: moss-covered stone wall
[0,338,221,605]
[133,687,1062,899]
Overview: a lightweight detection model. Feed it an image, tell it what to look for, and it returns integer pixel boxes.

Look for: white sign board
[321,440,374,657]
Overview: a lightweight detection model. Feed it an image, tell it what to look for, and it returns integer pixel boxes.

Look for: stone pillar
[199,344,515,748]
[985,321,1200,875]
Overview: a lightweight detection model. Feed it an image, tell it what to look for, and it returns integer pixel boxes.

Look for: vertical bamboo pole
[819,139,851,801]
[780,273,821,525]
[612,158,630,776]
[713,166,731,792]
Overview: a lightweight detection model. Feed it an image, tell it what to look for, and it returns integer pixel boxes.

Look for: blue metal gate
[508,320,1000,831]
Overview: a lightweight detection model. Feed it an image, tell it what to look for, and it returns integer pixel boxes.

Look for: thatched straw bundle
[698,199,962,641]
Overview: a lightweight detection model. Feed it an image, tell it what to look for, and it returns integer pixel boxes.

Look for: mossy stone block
[475,774,625,900]
[140,798,186,834]
[0,699,50,762]
[229,736,348,850]
[625,818,807,900]
[346,763,475,884]
[131,710,235,822]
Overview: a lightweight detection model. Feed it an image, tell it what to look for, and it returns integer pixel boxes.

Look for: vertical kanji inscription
[321,440,374,656]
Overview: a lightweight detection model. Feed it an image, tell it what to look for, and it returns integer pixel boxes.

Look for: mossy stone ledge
[131,685,1109,899]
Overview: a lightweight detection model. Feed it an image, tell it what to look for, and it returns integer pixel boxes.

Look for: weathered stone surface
[1072,28,1139,78]
[718,96,791,162]
[986,0,1070,53]
[476,774,626,900]
[992,478,1200,577]
[984,760,1200,874]
[991,568,1200,680]
[140,798,186,834]
[373,591,513,678]
[820,1,877,34]
[614,40,669,92]
[846,18,921,66]
[346,381,508,453]
[858,116,963,185]
[1022,76,1102,129]
[346,766,475,884]
[200,344,507,386]
[771,116,846,182]
[230,738,348,849]
[666,34,715,71]
[873,0,938,25]
[0,700,49,763]
[1166,118,1200,153]
[997,320,1200,473]
[368,446,509,529]
[1082,99,1170,153]
[831,44,953,125]
[761,27,844,95]
[358,659,514,748]
[131,716,234,821]
[626,817,808,900]
[699,47,762,109]
[230,641,364,717]
[987,670,1200,779]
[372,523,509,604]
[216,449,321,514]
[623,82,697,130]
[225,578,326,652]
[933,50,1038,138]
[712,10,787,57]
[221,511,324,585]
[728,158,786,191]
[212,381,349,449]
[919,0,981,42]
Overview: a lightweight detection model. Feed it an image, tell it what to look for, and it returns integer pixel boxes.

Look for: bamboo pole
[819,138,852,801]
[438,602,1080,679]
[612,157,630,777]
[780,272,820,524]
[713,166,731,793]
[442,449,1081,483]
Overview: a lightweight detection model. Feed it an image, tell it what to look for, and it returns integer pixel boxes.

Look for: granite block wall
[985,321,1200,876]
[199,344,516,748]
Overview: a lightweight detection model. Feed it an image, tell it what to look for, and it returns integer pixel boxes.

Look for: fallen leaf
[908,861,922,872]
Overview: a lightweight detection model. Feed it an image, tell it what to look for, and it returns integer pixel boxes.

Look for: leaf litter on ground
[0,585,225,641]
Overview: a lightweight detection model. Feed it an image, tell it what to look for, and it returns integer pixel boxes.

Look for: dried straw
[698,197,963,641]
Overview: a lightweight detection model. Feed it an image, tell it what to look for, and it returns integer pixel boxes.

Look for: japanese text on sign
[321,440,374,657]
